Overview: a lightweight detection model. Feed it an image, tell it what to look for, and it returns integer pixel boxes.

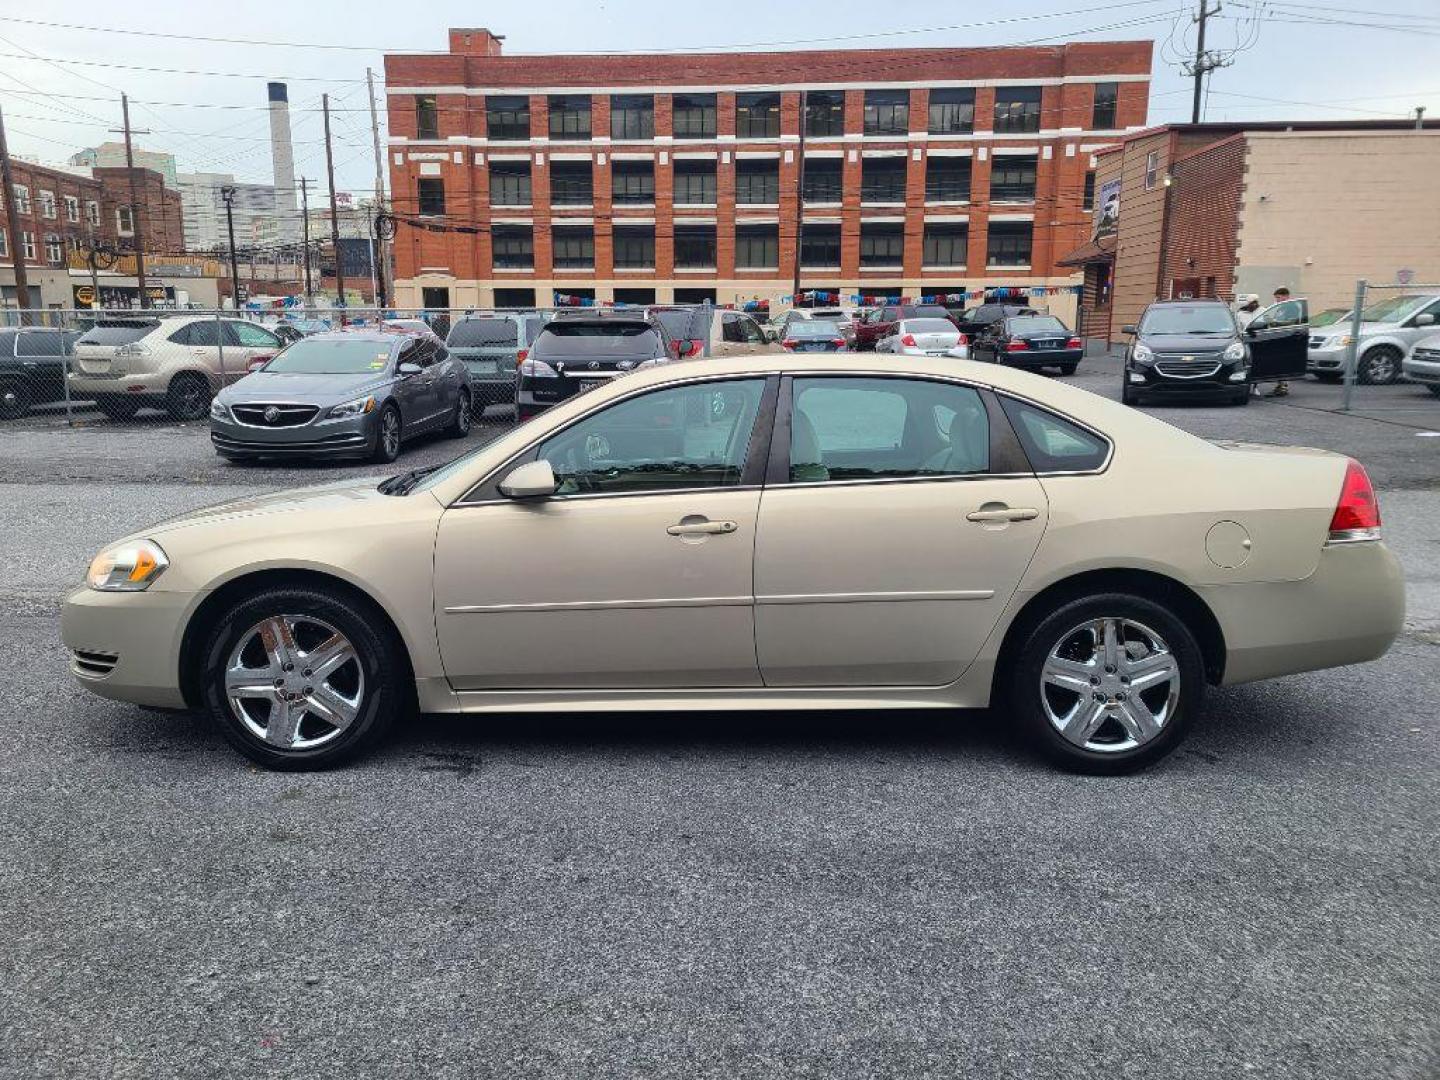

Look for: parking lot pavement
[1,362,1438,1078]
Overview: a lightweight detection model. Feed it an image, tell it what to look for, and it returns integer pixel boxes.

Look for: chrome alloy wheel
[380,409,401,458]
[225,615,364,750]
[1039,617,1180,753]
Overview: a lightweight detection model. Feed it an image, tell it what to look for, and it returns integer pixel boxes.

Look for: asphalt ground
[1,353,1436,1079]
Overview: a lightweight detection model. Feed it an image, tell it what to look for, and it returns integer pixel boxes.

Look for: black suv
[1121,298,1308,406]
[516,312,678,420]
[0,326,83,420]
[953,304,1038,338]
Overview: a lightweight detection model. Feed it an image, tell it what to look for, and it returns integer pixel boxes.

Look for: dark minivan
[516,313,677,420]
[1122,298,1309,406]
[953,303,1038,338]
[0,327,83,420]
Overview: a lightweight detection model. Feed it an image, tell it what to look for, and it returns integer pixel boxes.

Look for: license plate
[1037,340,1062,350]
[577,379,604,391]
[468,360,500,375]
[925,350,949,356]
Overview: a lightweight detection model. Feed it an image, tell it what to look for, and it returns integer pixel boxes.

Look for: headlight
[87,540,169,592]
[1132,343,1155,364]
[518,357,557,378]
[328,395,376,418]
[1223,341,1247,362]
[1328,334,1354,348]
[209,398,230,421]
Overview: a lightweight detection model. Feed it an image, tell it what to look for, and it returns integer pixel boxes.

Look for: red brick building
[383,29,1152,312]
[92,166,186,255]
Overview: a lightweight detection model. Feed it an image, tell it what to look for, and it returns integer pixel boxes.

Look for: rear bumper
[61,586,193,709]
[1003,348,1083,368]
[1204,540,1405,686]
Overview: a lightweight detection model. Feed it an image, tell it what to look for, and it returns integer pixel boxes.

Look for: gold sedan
[62,354,1404,773]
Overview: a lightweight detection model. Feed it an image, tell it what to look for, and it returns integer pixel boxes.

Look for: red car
[853,303,959,351]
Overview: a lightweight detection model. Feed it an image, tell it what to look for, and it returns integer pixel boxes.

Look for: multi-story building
[71,142,179,189]
[383,28,1151,314]
[92,166,186,254]
[178,172,283,252]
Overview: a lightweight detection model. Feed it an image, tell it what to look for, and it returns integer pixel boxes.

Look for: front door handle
[667,520,738,536]
[966,506,1040,523]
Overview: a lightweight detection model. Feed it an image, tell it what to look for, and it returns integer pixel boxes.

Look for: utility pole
[1416,106,1427,131]
[322,93,347,319]
[221,186,241,310]
[112,94,152,307]
[0,101,33,321]
[1185,0,1227,123]
[298,176,314,308]
[366,67,389,309]
[790,89,808,307]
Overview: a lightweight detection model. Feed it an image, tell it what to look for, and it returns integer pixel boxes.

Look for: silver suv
[1306,292,1440,385]
[69,314,285,420]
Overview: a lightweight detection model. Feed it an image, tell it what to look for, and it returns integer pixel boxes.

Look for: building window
[0,228,7,258]
[492,225,533,269]
[799,223,841,268]
[21,230,37,260]
[489,161,532,206]
[45,233,63,265]
[673,159,717,206]
[611,94,653,140]
[1083,170,1096,210]
[549,161,593,205]
[611,159,654,204]
[672,94,717,138]
[736,159,780,205]
[549,95,592,140]
[805,90,846,137]
[13,185,31,214]
[986,222,1033,267]
[735,224,779,269]
[64,195,80,222]
[486,95,531,141]
[802,158,843,203]
[116,205,134,234]
[864,90,909,136]
[861,157,907,204]
[417,178,446,216]
[551,225,594,269]
[67,234,83,254]
[860,223,904,267]
[928,88,975,134]
[735,93,781,138]
[1092,83,1119,130]
[926,156,972,202]
[613,225,655,269]
[674,225,717,268]
[922,223,967,267]
[86,200,100,227]
[1144,150,1160,190]
[415,95,438,140]
[39,190,57,218]
[990,154,1038,202]
[994,87,1042,134]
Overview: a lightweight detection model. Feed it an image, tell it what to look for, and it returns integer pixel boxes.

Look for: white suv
[69,314,285,420]
[1306,292,1440,385]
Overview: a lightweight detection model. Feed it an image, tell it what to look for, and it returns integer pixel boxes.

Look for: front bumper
[1126,358,1248,393]
[1307,343,1348,373]
[209,410,375,458]
[61,585,194,709]
[1401,351,1440,386]
[1204,540,1404,686]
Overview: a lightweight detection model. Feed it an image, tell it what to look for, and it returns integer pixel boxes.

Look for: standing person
[1234,295,1264,396]
[1268,287,1293,397]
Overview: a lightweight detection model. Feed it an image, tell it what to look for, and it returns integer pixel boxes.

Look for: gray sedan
[209,330,472,463]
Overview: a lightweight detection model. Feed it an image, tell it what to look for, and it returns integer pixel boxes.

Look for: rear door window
[188,321,223,347]
[15,331,65,357]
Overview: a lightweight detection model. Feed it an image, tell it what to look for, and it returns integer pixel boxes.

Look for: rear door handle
[667,520,738,536]
[966,507,1040,523]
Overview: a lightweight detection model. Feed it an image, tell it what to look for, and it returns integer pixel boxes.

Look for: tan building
[1060,121,1439,341]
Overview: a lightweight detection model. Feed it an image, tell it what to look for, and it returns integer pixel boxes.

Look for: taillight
[831,338,846,348]
[1066,337,1082,349]
[685,339,704,357]
[900,334,917,347]
[781,338,798,350]
[1329,459,1381,542]
[957,333,968,346]
[1005,339,1028,352]
[516,348,528,363]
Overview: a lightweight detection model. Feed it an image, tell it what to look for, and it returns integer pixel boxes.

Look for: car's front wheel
[1357,345,1402,385]
[1008,593,1204,774]
[371,404,402,463]
[200,586,404,770]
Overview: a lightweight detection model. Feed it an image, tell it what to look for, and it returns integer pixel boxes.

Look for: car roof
[1144,298,1230,307]
[302,329,403,344]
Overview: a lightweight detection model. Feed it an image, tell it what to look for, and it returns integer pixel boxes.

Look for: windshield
[1008,316,1067,334]
[1359,294,1426,323]
[263,338,394,374]
[790,321,843,338]
[901,319,959,335]
[1139,305,1236,335]
[1310,308,1352,328]
[448,319,517,347]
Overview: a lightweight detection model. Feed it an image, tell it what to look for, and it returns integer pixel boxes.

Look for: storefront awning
[1056,234,1116,267]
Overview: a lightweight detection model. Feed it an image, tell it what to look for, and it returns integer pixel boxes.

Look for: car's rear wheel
[1427,384,1440,397]
[371,404,402,463]
[200,586,403,770]
[1008,593,1204,774]
[166,373,212,421]
[1357,345,1401,385]
[0,378,28,420]
[95,396,142,421]
[445,390,472,438]
[1058,363,1078,376]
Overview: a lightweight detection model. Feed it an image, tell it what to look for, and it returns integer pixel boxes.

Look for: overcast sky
[0,0,1435,197]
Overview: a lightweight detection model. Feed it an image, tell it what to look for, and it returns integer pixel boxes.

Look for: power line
[0,52,369,82]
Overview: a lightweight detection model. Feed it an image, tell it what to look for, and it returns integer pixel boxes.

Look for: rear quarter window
[1000,396,1110,472]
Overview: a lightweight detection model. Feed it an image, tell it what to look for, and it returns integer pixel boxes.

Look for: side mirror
[1121,324,1138,335]
[397,362,422,377]
[498,459,559,499]
[1416,313,1436,327]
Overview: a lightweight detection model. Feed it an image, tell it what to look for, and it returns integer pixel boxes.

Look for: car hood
[1139,332,1237,351]
[124,476,402,542]
[221,370,394,404]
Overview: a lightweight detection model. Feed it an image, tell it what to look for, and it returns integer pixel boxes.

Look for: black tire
[1357,345,1402,385]
[96,396,142,421]
[1229,388,1251,406]
[1121,385,1141,406]
[1313,372,1343,384]
[1006,591,1204,774]
[166,373,212,421]
[1427,384,1440,398]
[1058,363,1078,376]
[0,378,28,421]
[200,585,405,770]
[371,404,402,463]
[445,390,472,438]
